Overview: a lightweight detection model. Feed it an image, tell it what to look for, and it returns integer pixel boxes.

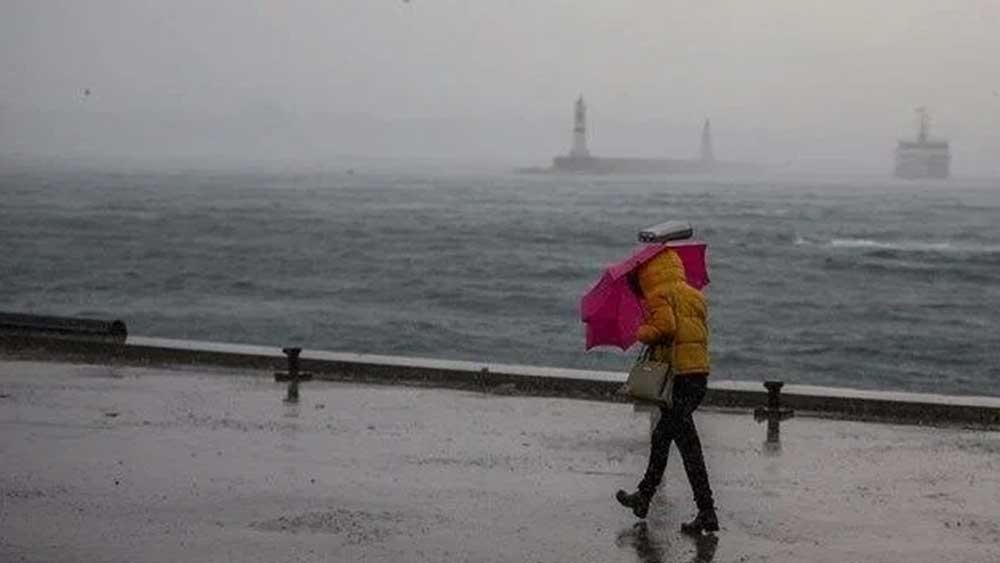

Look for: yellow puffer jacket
[635,249,710,376]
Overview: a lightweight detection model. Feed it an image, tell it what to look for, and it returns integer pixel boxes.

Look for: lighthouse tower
[569,96,591,158]
[699,118,715,164]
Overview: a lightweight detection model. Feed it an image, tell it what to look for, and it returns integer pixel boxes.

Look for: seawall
[2,333,998,428]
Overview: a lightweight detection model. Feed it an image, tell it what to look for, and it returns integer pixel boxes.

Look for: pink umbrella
[581,241,708,351]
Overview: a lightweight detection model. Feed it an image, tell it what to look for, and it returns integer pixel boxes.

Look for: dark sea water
[2,160,999,396]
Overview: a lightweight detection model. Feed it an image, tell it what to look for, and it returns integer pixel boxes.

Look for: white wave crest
[828,238,999,253]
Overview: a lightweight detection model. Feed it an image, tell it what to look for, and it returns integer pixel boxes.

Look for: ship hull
[894,142,950,179]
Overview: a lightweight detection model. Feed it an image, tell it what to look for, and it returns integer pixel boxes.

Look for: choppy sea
[2,159,999,396]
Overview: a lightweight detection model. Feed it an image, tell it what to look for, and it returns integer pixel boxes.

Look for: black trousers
[638,376,715,511]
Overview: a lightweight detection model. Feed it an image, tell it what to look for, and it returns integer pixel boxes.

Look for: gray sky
[2,1,999,174]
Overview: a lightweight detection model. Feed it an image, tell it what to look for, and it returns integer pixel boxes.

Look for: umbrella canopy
[581,241,708,351]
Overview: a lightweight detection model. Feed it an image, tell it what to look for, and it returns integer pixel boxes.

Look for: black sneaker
[615,489,652,519]
[680,508,719,534]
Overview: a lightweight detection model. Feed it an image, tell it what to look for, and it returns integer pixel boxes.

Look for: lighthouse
[569,96,591,158]
[545,96,760,174]
[699,118,715,164]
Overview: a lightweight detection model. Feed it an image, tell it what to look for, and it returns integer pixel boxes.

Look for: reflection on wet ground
[616,522,718,563]
[2,360,999,563]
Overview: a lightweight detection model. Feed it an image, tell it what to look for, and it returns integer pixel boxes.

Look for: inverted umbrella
[580,241,708,351]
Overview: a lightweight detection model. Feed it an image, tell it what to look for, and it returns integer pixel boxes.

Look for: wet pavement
[1,360,998,563]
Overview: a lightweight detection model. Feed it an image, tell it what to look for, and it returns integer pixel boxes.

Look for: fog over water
[2,1,1000,175]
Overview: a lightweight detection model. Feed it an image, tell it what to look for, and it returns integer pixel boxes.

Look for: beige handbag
[625,345,675,407]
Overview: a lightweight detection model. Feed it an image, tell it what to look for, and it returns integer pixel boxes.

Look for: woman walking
[614,249,718,534]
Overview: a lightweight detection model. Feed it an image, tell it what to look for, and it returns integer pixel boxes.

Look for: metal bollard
[754,380,794,444]
[284,347,301,403]
[275,347,313,403]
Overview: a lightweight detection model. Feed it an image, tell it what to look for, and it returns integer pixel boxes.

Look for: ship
[894,107,950,179]
[518,97,759,175]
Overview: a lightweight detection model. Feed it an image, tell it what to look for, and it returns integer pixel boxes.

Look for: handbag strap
[638,345,653,363]
[639,345,659,362]
[639,342,674,363]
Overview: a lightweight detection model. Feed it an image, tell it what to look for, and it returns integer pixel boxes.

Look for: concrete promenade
[2,360,999,562]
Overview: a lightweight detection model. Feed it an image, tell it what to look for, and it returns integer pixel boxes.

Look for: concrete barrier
[2,333,999,428]
[0,312,127,342]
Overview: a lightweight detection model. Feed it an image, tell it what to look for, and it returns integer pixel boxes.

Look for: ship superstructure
[894,108,950,179]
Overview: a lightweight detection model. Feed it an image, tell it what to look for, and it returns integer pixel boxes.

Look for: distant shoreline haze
[2,105,999,177]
